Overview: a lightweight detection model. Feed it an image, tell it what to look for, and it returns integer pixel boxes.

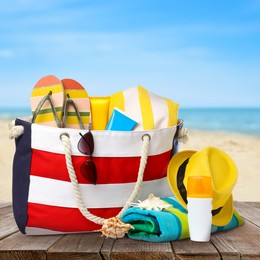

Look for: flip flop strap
[32,92,62,127]
[62,97,85,130]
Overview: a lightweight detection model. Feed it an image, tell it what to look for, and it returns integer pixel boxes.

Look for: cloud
[0,1,259,108]
[165,22,260,38]
[0,49,14,58]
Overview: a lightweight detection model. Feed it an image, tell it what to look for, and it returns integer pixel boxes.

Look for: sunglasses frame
[78,131,97,185]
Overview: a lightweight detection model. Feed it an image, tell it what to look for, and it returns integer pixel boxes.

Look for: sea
[179,108,260,136]
[0,107,260,136]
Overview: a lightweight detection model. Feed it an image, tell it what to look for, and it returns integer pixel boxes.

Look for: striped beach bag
[11,85,184,235]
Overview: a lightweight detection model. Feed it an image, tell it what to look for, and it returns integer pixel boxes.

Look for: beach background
[1,1,260,204]
[1,107,260,202]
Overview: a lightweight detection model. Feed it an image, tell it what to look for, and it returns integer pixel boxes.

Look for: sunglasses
[78,131,97,185]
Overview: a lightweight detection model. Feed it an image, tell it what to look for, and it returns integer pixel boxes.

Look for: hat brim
[167,150,234,226]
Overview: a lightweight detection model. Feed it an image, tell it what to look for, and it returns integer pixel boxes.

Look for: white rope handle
[60,132,150,225]
[117,133,150,218]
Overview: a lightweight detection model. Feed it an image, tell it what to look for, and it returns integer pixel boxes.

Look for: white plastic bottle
[187,176,212,242]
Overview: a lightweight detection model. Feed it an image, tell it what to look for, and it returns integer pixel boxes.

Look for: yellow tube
[90,97,110,130]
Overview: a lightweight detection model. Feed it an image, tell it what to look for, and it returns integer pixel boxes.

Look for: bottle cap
[187,176,212,198]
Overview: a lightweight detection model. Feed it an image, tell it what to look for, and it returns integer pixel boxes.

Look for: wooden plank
[0,205,18,240]
[246,202,260,210]
[211,219,260,259]
[100,237,115,260]
[0,251,48,260]
[171,239,220,260]
[0,202,259,260]
[47,232,104,260]
[109,237,173,259]
[210,232,241,260]
[234,201,260,227]
[0,232,62,260]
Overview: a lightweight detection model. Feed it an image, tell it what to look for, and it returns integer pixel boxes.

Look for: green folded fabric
[121,196,244,242]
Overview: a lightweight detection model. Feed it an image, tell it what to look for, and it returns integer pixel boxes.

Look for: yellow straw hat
[167,147,238,226]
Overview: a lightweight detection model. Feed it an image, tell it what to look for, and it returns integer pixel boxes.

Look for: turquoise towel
[121,196,244,243]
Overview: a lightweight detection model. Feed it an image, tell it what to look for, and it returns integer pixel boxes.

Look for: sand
[0,120,15,202]
[1,119,260,202]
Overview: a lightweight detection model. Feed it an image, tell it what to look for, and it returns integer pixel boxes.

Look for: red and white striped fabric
[13,120,178,235]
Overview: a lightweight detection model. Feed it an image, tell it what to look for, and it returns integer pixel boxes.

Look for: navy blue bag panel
[12,119,32,234]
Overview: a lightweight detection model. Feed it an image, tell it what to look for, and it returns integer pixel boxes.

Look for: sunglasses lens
[80,160,97,185]
[78,131,94,155]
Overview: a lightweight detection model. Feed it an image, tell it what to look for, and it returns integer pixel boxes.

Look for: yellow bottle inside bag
[90,97,110,130]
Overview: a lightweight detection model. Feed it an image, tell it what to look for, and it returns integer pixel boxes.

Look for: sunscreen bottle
[90,97,110,130]
[187,176,212,242]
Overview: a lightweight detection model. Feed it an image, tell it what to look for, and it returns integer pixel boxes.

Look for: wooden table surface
[0,201,260,260]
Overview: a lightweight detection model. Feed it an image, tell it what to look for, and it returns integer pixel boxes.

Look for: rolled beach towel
[121,196,244,243]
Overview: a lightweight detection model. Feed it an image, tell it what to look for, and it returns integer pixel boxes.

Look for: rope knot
[100,217,134,239]
[8,120,24,139]
[177,127,189,144]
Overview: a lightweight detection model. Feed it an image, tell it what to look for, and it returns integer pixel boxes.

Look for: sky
[0,0,260,108]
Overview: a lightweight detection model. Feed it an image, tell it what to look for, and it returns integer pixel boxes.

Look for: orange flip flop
[31,75,64,127]
[61,79,91,129]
